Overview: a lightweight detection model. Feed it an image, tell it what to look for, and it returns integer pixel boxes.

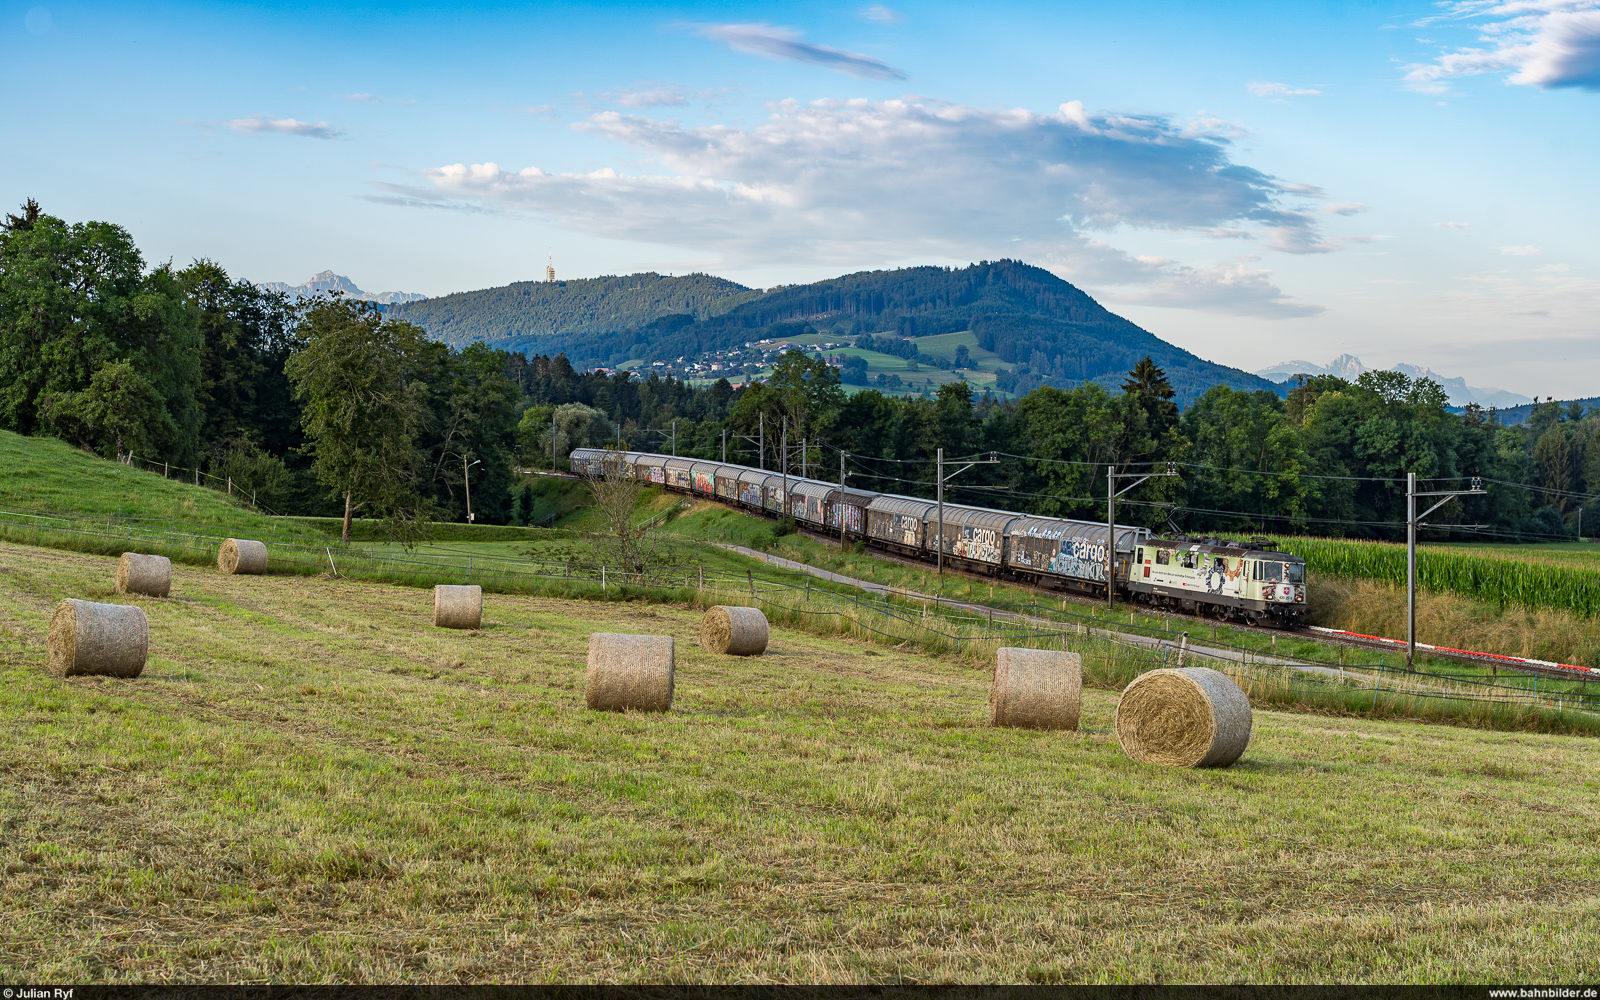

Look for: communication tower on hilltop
[545,252,555,283]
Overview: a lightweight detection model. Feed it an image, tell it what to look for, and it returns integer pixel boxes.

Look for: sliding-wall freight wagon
[568,447,1307,624]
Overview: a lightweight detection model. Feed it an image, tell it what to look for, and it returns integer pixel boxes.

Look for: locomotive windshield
[1261,561,1305,584]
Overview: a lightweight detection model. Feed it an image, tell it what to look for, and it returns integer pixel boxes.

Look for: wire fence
[120,452,288,517]
[2,502,1596,721]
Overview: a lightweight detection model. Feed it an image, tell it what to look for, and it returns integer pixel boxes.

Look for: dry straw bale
[586,632,674,712]
[989,647,1081,730]
[116,552,171,598]
[1115,667,1253,768]
[433,584,483,629]
[217,538,268,575]
[48,598,149,678]
[700,605,769,655]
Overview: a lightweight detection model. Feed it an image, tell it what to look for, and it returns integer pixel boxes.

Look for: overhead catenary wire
[607,437,1587,535]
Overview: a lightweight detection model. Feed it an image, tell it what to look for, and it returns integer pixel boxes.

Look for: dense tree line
[2,203,1587,539]
[0,203,524,530]
[508,344,1588,542]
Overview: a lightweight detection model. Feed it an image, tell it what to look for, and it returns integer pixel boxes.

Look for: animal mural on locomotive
[1204,555,1244,597]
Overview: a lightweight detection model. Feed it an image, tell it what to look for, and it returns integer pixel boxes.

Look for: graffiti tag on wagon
[1048,553,1107,582]
[894,514,920,546]
[1065,538,1107,564]
[953,528,1002,563]
[831,504,863,532]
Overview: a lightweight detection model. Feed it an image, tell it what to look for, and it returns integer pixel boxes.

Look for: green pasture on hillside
[0,429,299,534]
[4,541,1600,982]
[784,331,1008,398]
[912,330,1005,369]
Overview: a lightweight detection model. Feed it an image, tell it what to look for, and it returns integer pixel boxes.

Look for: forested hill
[387,272,759,343]
[395,260,1275,402]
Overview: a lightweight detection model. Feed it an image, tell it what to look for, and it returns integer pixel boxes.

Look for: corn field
[1279,536,1600,617]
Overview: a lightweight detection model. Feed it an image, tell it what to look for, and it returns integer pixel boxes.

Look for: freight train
[569,448,1308,626]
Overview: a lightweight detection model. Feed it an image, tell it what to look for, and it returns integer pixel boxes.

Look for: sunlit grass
[3,540,1600,982]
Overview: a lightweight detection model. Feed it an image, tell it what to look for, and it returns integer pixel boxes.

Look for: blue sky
[5,0,1597,395]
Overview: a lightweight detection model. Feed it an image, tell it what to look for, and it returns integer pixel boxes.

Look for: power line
[617,440,1591,533]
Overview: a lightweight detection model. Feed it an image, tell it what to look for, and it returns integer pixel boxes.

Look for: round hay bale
[989,647,1081,731]
[48,598,148,678]
[1115,667,1252,768]
[700,605,768,655]
[586,632,674,712]
[217,538,268,575]
[116,552,171,598]
[433,584,483,629]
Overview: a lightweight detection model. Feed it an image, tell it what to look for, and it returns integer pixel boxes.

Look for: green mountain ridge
[390,260,1276,403]
[390,272,758,343]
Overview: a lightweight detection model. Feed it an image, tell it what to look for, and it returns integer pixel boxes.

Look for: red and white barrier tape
[1306,626,1596,675]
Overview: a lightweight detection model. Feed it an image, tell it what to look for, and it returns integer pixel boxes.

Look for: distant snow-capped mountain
[1253,355,1531,409]
[256,270,427,305]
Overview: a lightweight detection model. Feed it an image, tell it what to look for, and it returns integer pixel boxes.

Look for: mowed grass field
[4,540,1600,983]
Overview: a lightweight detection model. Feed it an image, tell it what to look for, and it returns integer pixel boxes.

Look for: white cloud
[220,115,342,139]
[1247,81,1324,99]
[380,97,1334,318]
[515,104,561,120]
[861,5,906,25]
[1435,220,1470,228]
[695,23,907,80]
[613,87,691,107]
[1112,256,1326,318]
[1405,1,1600,92]
[1500,244,1542,255]
[1325,202,1369,215]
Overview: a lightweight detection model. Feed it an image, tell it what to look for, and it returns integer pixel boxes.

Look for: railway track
[738,515,1599,684]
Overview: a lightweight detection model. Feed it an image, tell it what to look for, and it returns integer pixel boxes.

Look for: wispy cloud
[1247,81,1324,99]
[860,5,905,25]
[1435,220,1470,228]
[696,23,906,80]
[1500,244,1542,255]
[593,84,720,108]
[1405,1,1600,92]
[380,97,1339,318]
[515,104,562,120]
[330,92,416,106]
[1325,202,1369,215]
[1114,254,1325,317]
[215,115,343,139]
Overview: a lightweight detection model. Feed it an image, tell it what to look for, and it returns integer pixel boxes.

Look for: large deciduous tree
[285,297,434,543]
[0,202,201,461]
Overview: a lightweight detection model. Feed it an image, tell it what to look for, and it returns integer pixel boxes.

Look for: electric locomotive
[567,448,1309,626]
